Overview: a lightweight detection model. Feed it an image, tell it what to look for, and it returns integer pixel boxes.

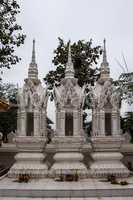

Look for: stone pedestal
[51,152,87,178]
[89,136,129,178]
[8,136,48,178]
[50,136,89,179]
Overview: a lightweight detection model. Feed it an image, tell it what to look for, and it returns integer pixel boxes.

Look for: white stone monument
[89,39,129,178]
[8,40,49,178]
[50,41,89,178]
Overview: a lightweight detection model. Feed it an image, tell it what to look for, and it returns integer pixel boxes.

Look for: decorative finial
[31,39,36,64]
[102,38,109,67]
[65,40,74,78]
[68,40,72,65]
[100,39,110,82]
[28,39,38,80]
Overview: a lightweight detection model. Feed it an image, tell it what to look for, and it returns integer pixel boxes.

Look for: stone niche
[54,78,86,138]
[91,79,121,137]
[65,112,73,136]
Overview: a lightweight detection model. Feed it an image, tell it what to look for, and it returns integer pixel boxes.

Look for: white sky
[2,0,133,121]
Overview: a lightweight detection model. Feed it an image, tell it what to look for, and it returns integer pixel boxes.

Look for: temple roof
[0,99,10,112]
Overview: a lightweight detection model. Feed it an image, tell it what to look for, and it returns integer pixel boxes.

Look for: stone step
[1,187,133,198]
[1,178,133,198]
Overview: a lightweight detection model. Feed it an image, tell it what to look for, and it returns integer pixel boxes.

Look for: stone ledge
[91,136,125,152]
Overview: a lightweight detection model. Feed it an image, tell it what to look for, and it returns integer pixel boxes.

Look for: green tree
[44,38,102,133]
[121,112,133,143]
[0,81,18,103]
[118,72,133,105]
[114,64,133,139]
[0,0,26,70]
[0,81,18,142]
[0,107,17,142]
[44,38,102,107]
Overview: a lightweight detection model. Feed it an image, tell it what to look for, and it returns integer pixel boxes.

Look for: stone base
[8,136,48,178]
[50,136,89,179]
[90,136,129,178]
[8,152,48,178]
[90,152,129,178]
[50,152,88,178]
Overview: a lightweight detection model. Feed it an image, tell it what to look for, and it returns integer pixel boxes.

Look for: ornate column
[95,111,99,136]
[118,112,121,135]
[100,111,105,135]
[17,111,21,136]
[20,111,26,136]
[34,110,40,136]
[97,112,100,136]
[73,110,79,136]
[40,110,46,136]
[60,110,65,136]
[56,111,60,135]
[112,112,119,136]
[80,110,84,134]
[44,111,47,137]
[92,111,96,136]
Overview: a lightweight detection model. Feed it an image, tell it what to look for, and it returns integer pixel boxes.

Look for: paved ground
[0,177,133,199]
[1,177,133,190]
[1,177,133,189]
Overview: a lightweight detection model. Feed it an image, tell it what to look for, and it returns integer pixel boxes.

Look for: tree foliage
[44,38,102,89]
[43,37,102,129]
[0,0,26,69]
[0,107,17,142]
[0,81,18,141]
[118,72,133,105]
[0,81,17,103]
[121,112,133,143]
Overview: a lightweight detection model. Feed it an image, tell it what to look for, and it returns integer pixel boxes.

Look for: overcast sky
[2,0,133,121]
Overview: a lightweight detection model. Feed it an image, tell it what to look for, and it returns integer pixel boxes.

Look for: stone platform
[1,177,133,199]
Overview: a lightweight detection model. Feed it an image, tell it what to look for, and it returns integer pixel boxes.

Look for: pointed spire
[28,39,38,80]
[100,39,110,82]
[31,39,36,64]
[65,40,75,78]
[101,38,109,67]
[67,40,72,65]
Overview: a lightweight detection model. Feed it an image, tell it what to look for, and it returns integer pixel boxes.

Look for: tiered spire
[100,39,110,81]
[101,39,109,68]
[28,39,38,80]
[31,39,36,64]
[65,40,75,78]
